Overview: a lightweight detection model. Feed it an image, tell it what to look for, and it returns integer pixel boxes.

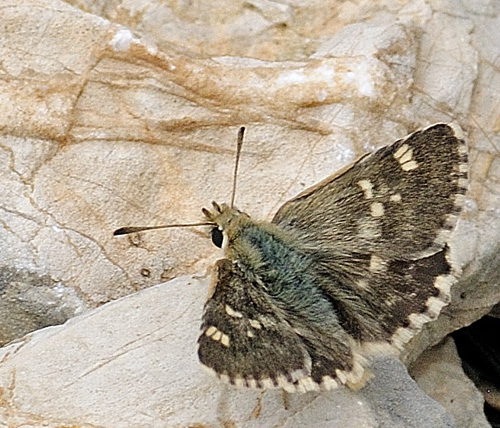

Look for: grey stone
[411,337,491,428]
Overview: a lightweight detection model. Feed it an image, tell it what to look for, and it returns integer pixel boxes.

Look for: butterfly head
[202,201,249,249]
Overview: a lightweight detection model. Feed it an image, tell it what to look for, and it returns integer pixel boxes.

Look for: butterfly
[115,124,468,393]
[195,124,468,392]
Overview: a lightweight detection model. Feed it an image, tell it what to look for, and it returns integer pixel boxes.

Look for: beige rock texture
[0,0,499,426]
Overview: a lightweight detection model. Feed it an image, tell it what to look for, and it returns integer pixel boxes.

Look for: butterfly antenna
[114,222,213,236]
[230,127,245,208]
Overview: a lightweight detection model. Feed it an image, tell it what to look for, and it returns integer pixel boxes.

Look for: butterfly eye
[211,228,224,248]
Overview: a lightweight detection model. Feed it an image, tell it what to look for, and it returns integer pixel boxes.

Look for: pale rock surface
[0,0,500,426]
[0,275,454,428]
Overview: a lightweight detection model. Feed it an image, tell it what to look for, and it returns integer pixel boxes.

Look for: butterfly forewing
[273,124,467,257]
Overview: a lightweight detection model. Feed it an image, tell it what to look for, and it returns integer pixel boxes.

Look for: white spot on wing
[297,377,320,392]
[393,144,419,171]
[402,160,418,171]
[370,202,384,217]
[220,334,230,347]
[249,319,262,329]
[394,144,409,160]
[358,179,374,199]
[322,376,340,390]
[247,378,258,388]
[369,255,385,272]
[225,304,243,318]
[260,378,275,389]
[390,193,402,202]
[234,377,245,388]
[399,147,413,164]
[335,370,347,384]
[205,326,217,337]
